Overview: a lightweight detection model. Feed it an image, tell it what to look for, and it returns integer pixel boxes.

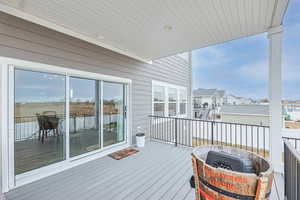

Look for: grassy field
[14,102,118,123]
[285,121,300,129]
[192,138,270,158]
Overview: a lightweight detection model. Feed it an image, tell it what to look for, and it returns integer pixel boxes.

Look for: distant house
[225,94,253,105]
[220,105,269,126]
[193,88,225,109]
[282,100,300,123]
[225,94,241,105]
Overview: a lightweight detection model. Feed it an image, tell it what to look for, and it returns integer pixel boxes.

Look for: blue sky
[192,0,300,100]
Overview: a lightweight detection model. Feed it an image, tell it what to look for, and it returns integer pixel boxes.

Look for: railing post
[83,114,86,129]
[211,121,214,145]
[175,118,178,147]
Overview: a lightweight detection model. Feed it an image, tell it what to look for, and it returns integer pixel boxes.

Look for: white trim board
[16,142,130,188]
[1,66,9,193]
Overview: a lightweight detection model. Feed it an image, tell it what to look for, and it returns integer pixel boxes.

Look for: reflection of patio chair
[36,112,59,143]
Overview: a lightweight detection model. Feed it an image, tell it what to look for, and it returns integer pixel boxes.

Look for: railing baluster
[225,123,227,146]
[196,121,198,147]
[175,118,178,147]
[163,117,165,142]
[186,120,188,146]
[235,124,237,147]
[257,126,259,154]
[211,121,214,145]
[246,125,248,151]
[230,124,232,146]
[263,128,266,157]
[202,121,204,145]
[251,126,254,153]
[240,125,242,149]
[190,120,193,147]
[221,122,223,146]
[216,122,218,145]
[149,117,152,141]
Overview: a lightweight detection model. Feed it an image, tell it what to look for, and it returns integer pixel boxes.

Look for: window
[69,77,100,157]
[14,69,66,174]
[152,81,187,117]
[153,85,165,116]
[168,88,177,116]
[179,90,187,115]
[103,82,125,146]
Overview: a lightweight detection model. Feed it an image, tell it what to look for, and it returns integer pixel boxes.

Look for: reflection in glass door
[103,82,125,147]
[14,69,66,175]
[69,77,100,157]
[12,67,127,177]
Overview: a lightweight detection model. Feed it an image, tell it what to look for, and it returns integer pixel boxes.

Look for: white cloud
[192,46,229,68]
[236,60,268,82]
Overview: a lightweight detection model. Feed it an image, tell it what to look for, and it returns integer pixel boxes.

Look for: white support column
[0,65,2,198]
[268,26,284,173]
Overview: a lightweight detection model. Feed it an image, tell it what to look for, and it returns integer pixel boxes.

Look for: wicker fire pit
[192,146,274,200]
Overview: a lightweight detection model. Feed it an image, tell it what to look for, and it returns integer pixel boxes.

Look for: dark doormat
[108,148,139,160]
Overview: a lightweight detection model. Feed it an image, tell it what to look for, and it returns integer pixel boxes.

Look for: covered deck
[6,142,283,200]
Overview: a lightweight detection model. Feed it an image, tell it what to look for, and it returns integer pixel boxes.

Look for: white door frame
[0,56,132,191]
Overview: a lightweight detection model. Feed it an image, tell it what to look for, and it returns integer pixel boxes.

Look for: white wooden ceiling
[0,0,289,61]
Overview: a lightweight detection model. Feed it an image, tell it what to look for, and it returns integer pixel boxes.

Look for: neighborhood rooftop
[220,105,269,116]
[193,88,225,97]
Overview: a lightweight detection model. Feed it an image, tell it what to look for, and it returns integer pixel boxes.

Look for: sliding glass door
[12,67,127,176]
[69,77,101,157]
[103,82,125,146]
[14,69,66,175]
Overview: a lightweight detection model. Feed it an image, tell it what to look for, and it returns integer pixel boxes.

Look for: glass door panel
[69,77,100,157]
[14,69,66,175]
[103,82,125,146]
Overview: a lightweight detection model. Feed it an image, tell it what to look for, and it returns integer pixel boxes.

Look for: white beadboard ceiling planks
[0,0,289,61]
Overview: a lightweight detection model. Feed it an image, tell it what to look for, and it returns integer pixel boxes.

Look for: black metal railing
[15,115,65,141]
[15,114,95,141]
[284,139,300,200]
[149,115,270,158]
[283,136,300,151]
[14,113,120,141]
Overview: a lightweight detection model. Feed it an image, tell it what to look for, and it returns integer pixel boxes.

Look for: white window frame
[0,56,132,192]
[152,80,187,118]
[168,87,178,117]
[152,85,166,117]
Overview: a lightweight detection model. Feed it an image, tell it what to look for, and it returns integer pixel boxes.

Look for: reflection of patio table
[37,114,59,143]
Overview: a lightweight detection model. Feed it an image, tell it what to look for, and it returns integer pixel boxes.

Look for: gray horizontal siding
[0,12,191,143]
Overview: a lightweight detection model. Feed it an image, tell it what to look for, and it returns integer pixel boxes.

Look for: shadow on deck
[6,141,283,200]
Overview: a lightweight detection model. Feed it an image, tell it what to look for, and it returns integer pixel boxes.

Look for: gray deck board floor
[5,141,283,200]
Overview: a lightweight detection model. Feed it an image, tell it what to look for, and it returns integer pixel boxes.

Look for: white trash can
[136,133,145,147]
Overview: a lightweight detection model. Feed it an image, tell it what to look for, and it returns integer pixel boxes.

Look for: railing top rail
[148,115,270,128]
[284,139,300,161]
[15,113,96,118]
